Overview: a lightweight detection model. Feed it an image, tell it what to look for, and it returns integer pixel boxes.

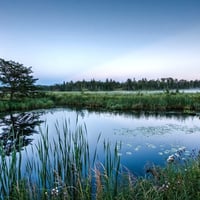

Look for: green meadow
[1,91,200,114]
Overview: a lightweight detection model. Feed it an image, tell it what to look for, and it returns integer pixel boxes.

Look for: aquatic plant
[0,122,199,199]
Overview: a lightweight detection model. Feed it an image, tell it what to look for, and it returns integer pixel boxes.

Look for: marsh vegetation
[1,91,200,115]
[0,120,200,200]
[0,109,200,199]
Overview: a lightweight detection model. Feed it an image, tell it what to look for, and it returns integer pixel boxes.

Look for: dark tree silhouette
[0,112,43,156]
[42,78,200,92]
[0,58,38,101]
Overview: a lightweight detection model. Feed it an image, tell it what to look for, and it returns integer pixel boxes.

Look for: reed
[47,92,200,113]
[1,91,200,113]
[0,122,199,199]
[0,97,54,112]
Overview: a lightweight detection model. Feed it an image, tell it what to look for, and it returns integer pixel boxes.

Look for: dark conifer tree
[0,58,38,101]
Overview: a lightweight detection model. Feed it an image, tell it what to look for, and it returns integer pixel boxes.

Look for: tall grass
[0,121,123,199]
[0,122,199,199]
[1,92,200,113]
[0,97,54,112]
[47,92,200,113]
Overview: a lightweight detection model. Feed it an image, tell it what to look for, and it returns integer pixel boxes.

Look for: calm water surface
[1,108,200,176]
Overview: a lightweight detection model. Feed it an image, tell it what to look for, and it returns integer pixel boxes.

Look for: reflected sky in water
[1,108,199,176]
[28,108,200,176]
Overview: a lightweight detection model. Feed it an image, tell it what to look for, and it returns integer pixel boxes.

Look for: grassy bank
[47,91,200,114]
[0,97,54,112]
[0,123,199,200]
[1,91,200,113]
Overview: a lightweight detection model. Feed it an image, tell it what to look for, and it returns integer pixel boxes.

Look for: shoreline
[1,91,200,114]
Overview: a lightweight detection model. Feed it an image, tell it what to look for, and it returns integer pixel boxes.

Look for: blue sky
[0,0,200,84]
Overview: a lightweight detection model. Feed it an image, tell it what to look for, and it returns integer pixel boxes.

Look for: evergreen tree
[0,58,38,101]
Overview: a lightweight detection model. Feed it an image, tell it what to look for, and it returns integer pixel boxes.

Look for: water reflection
[0,112,43,155]
[39,108,199,177]
[0,107,199,175]
[77,109,194,121]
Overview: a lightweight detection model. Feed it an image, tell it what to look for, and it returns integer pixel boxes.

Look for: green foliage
[1,92,200,114]
[0,58,38,101]
[42,78,200,91]
[0,98,54,112]
[47,92,200,113]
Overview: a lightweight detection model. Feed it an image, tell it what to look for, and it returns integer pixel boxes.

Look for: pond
[0,108,200,176]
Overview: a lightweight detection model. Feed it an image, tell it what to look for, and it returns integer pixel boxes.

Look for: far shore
[0,91,200,114]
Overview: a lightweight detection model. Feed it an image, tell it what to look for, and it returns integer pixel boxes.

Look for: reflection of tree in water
[0,112,43,156]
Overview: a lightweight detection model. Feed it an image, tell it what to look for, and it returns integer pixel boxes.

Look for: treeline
[39,78,200,91]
